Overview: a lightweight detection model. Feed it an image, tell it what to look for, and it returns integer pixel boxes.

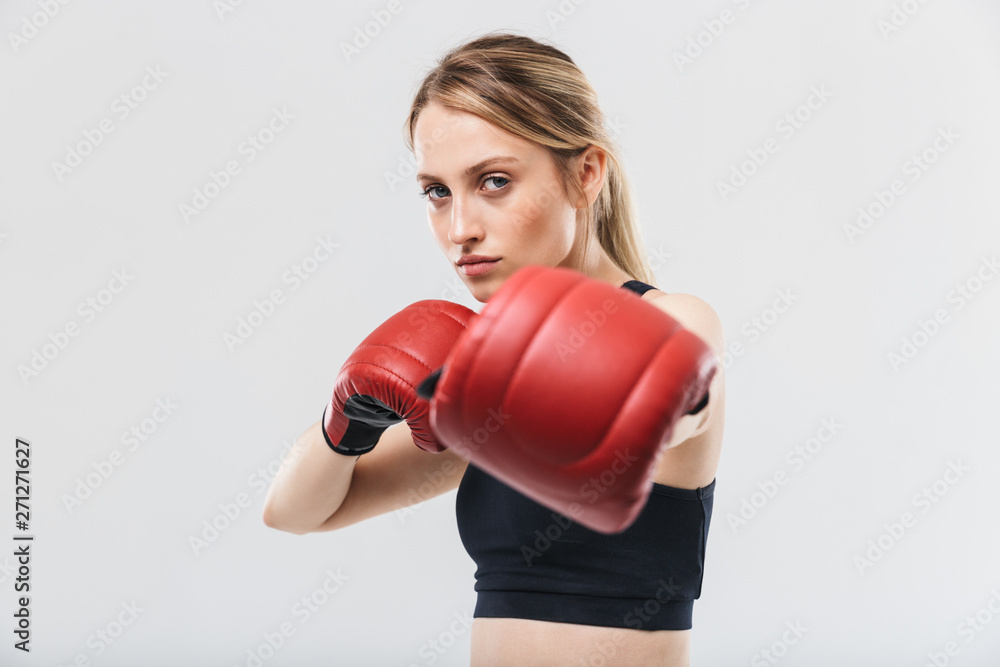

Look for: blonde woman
[264,32,726,667]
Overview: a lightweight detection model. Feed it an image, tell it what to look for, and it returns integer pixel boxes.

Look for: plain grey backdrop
[2,0,999,665]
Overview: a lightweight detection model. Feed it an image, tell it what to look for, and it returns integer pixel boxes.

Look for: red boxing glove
[323,300,475,455]
[421,266,716,533]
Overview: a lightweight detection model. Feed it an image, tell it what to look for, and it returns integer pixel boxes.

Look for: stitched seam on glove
[338,359,422,391]
[342,350,433,373]
[409,303,473,328]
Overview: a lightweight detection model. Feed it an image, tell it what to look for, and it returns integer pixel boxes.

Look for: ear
[572,145,608,210]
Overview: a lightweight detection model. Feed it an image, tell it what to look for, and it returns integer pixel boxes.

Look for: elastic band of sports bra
[650,478,716,500]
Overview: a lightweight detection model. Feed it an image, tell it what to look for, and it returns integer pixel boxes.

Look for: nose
[447,196,484,246]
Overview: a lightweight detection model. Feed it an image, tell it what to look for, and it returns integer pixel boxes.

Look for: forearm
[262,421,359,534]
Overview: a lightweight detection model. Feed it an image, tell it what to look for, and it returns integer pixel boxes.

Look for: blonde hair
[403,31,655,285]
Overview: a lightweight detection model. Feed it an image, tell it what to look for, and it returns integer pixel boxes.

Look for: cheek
[510,193,573,249]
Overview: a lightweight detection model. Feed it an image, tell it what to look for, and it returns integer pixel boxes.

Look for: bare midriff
[470,617,690,667]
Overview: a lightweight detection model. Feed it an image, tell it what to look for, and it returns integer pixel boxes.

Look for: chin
[460,270,508,303]
[471,284,495,304]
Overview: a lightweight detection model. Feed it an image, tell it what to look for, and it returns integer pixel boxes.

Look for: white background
[2,0,999,665]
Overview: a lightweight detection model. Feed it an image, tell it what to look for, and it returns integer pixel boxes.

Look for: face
[413,102,602,302]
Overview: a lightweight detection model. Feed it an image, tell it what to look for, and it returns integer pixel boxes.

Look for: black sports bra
[454,279,716,631]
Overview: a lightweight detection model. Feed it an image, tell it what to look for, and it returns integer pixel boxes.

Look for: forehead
[413,102,534,169]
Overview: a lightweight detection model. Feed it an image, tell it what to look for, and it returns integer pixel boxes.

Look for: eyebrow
[416,156,520,183]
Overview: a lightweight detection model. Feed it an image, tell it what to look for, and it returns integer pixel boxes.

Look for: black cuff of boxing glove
[416,367,443,400]
[321,405,378,457]
[685,390,710,416]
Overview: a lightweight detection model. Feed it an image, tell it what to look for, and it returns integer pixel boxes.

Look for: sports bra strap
[621,279,657,295]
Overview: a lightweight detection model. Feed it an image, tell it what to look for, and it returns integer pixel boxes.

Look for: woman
[263,32,726,666]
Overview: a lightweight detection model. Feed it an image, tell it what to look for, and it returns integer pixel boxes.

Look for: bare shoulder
[642,291,726,358]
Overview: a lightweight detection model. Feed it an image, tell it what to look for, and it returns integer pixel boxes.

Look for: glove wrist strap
[321,405,380,456]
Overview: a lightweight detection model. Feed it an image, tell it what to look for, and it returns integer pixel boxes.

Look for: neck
[570,232,632,287]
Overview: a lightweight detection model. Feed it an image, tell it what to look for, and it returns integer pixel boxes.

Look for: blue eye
[418,186,448,200]
[484,175,510,191]
[418,174,511,201]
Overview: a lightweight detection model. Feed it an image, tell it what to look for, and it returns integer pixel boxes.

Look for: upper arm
[646,292,726,443]
[311,421,469,532]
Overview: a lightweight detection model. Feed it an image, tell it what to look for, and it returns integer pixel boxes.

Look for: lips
[457,257,501,277]
[457,255,500,266]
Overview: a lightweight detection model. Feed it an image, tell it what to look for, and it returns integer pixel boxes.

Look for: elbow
[261,502,313,535]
